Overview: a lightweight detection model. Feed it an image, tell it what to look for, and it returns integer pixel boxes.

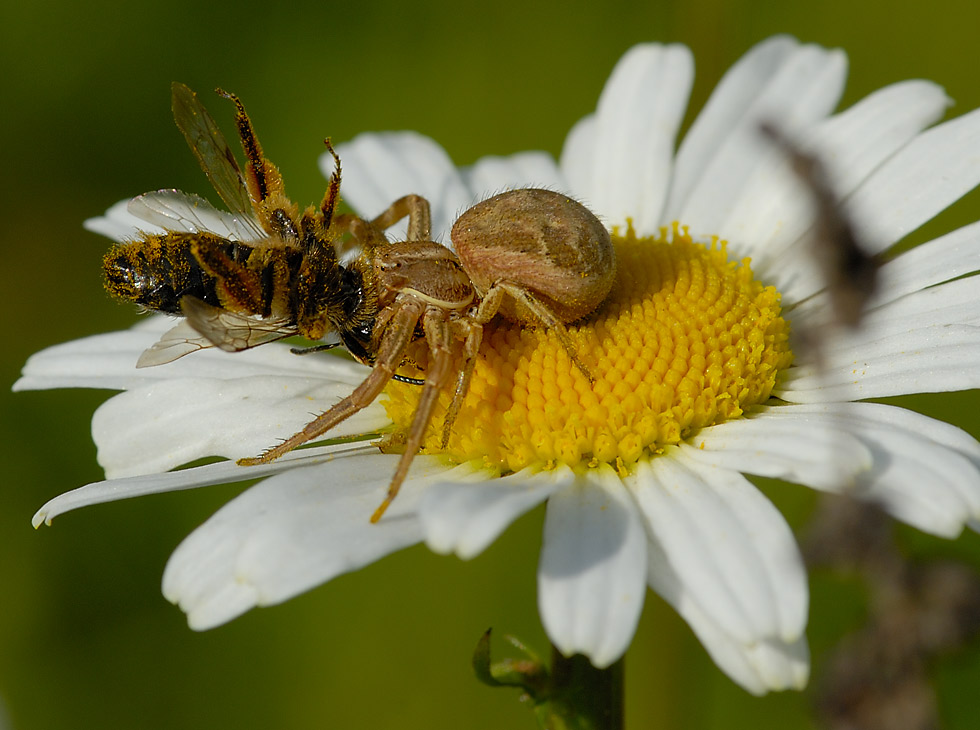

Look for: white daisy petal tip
[83,198,147,242]
[32,505,54,529]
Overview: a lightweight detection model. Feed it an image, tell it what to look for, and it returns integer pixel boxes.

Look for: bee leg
[216,89,298,240]
[237,296,424,467]
[190,237,266,313]
[371,307,454,523]
[440,318,483,448]
[476,281,594,383]
[319,139,342,229]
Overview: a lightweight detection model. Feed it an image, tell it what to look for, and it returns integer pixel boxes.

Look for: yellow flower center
[383,223,793,476]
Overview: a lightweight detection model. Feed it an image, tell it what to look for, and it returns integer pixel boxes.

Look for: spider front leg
[332,194,433,256]
[371,305,456,523]
[369,194,432,242]
[237,296,425,467]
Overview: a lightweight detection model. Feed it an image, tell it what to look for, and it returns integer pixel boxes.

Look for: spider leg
[332,213,389,251]
[371,307,455,523]
[369,194,432,241]
[237,296,424,466]
[331,194,433,255]
[440,317,483,448]
[476,281,594,383]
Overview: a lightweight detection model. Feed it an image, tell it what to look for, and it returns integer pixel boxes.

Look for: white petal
[664,35,802,219]
[84,198,166,241]
[572,43,693,234]
[92,374,390,478]
[793,274,980,354]
[849,106,980,253]
[559,114,597,205]
[420,464,573,559]
[668,41,847,239]
[755,403,980,536]
[781,324,980,401]
[163,452,455,629]
[832,401,980,465]
[461,151,567,199]
[333,131,472,240]
[630,452,808,644]
[538,466,647,667]
[805,81,950,199]
[867,220,980,307]
[14,325,172,391]
[646,535,809,694]
[752,79,950,290]
[14,319,370,392]
[33,443,372,527]
[684,407,873,490]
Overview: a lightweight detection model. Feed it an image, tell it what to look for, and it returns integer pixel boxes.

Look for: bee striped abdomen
[104,232,255,315]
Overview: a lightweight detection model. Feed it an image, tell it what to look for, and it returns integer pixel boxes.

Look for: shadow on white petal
[629,454,808,645]
[763,403,980,537]
[646,534,809,694]
[93,374,389,478]
[163,452,456,629]
[538,466,647,668]
[687,407,873,491]
[420,464,573,559]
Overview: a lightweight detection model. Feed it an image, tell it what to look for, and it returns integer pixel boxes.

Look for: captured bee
[105,84,615,522]
[103,83,372,367]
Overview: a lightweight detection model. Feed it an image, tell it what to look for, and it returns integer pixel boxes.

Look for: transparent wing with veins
[171,81,257,225]
[127,189,266,241]
[180,297,296,353]
[137,299,297,368]
[136,319,220,368]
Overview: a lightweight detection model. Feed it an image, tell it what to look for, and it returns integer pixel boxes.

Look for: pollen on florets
[383,222,793,476]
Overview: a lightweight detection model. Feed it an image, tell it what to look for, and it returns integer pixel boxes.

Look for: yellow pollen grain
[383,223,793,476]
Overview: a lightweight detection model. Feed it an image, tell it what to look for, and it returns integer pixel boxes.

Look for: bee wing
[128,190,266,242]
[171,82,254,222]
[136,319,218,367]
[180,297,297,353]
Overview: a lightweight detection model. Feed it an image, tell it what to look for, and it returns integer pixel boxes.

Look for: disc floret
[385,222,793,476]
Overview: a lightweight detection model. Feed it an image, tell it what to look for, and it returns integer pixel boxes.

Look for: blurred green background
[4,0,980,727]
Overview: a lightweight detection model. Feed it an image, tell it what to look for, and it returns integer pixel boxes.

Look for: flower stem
[542,648,624,730]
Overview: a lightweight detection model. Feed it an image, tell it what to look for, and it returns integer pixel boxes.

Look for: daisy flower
[16,35,980,696]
